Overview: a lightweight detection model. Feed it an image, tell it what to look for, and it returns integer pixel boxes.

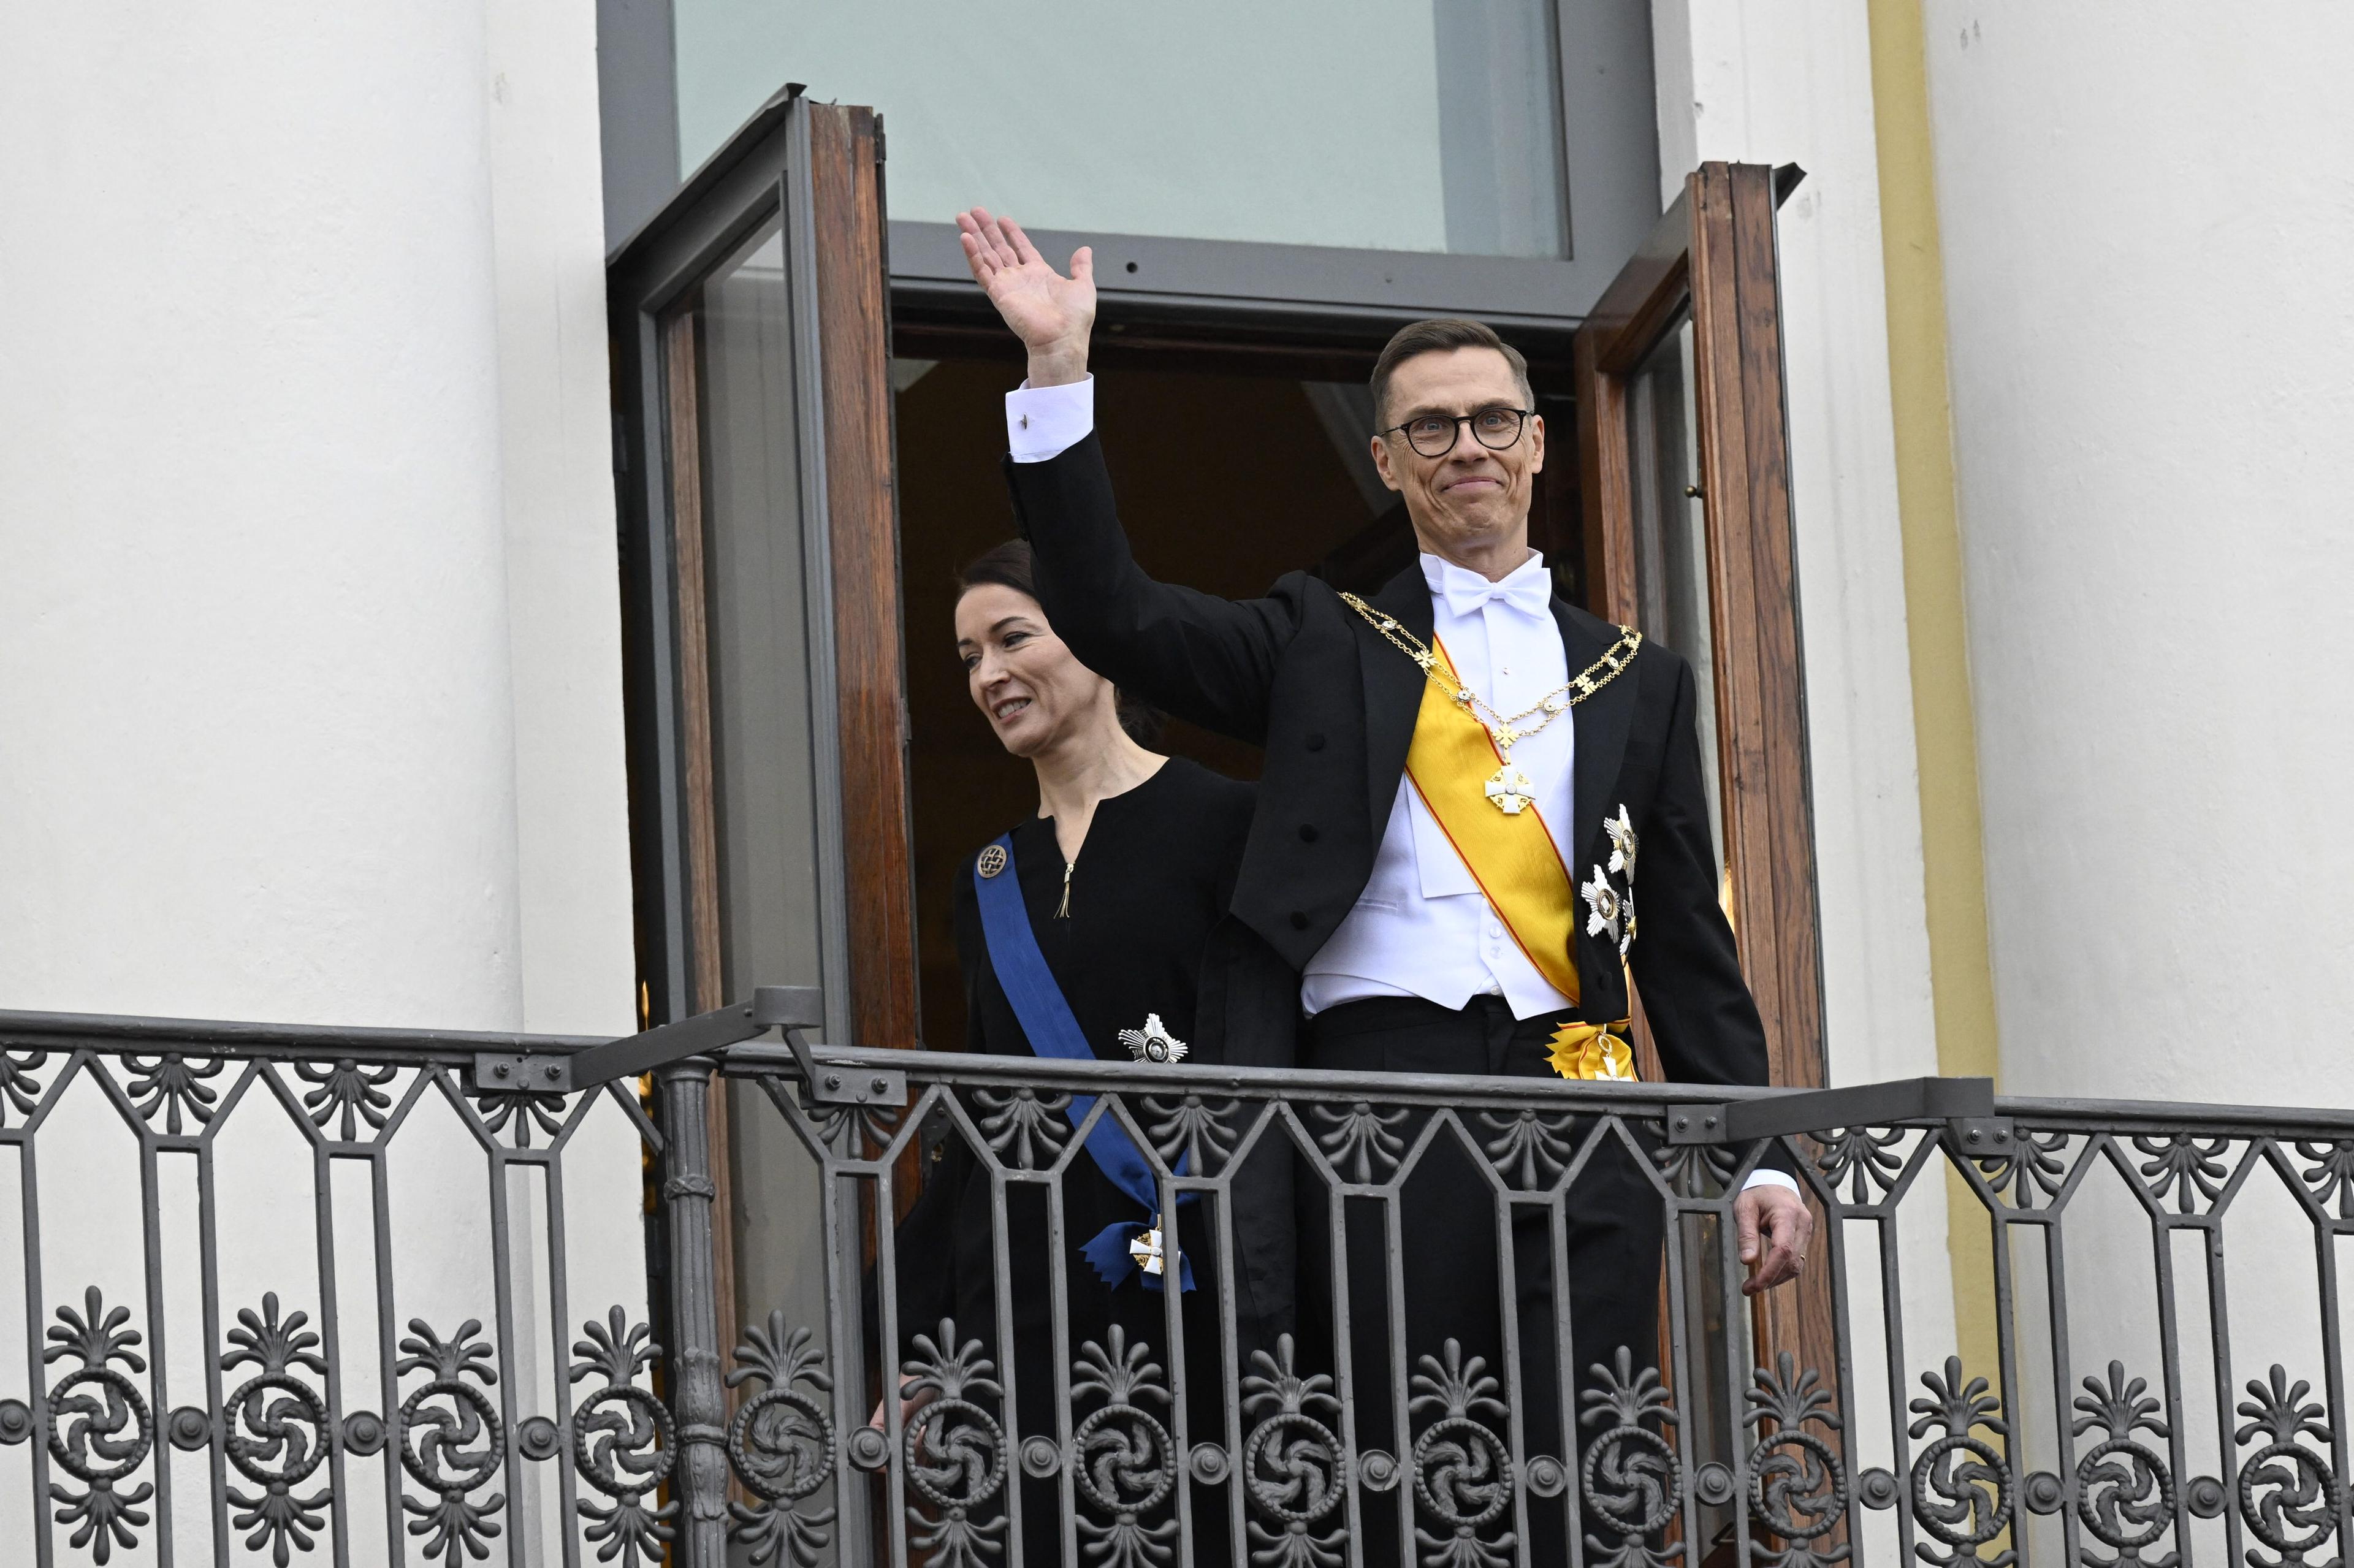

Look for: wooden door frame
[1574,162,1832,1386]
[608,93,920,1457]
[609,89,916,1056]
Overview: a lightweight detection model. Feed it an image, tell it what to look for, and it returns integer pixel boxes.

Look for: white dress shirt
[1302,549,1575,1019]
[1004,378,1796,1196]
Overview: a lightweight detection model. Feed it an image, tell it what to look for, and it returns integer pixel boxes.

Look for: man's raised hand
[956,208,1095,387]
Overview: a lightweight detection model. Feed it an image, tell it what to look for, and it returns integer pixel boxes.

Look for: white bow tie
[1429,556,1552,620]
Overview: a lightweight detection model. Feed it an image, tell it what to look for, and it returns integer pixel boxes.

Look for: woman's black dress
[887,757,1250,1564]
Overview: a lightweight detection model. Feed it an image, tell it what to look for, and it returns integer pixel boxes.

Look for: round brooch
[975,843,1007,879]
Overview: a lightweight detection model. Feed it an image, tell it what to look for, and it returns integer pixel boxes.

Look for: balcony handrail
[6,1001,2353,1141]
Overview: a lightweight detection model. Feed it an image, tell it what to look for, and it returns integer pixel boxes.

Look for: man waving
[958,205,1810,1537]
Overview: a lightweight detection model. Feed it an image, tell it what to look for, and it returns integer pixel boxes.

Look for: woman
[877,540,1254,1562]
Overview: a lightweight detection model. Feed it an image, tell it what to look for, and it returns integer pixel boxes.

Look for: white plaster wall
[0,0,634,1037]
[1654,0,1954,1503]
[0,0,641,1553]
[1922,0,2354,1436]
[1655,1,1942,1106]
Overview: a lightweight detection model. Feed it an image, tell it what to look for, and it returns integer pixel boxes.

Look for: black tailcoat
[1003,433,1773,1094]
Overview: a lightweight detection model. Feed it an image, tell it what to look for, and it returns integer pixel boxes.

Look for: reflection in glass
[672,0,1566,257]
[693,222,829,1008]
[1627,320,1724,862]
[667,215,837,1388]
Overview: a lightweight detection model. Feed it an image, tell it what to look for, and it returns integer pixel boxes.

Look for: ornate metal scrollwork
[1975,1130,2071,1209]
[1908,1358,2013,1568]
[813,1095,905,1157]
[121,1052,223,1133]
[1812,1126,1908,1204]
[1479,1107,1579,1189]
[1580,1347,1683,1568]
[0,1048,47,1127]
[1650,1132,1737,1195]
[294,1058,398,1140]
[2071,1360,2173,1567]
[901,1319,1008,1568]
[1744,1352,1849,1568]
[975,1085,1070,1170]
[1240,1333,1346,1568]
[1409,1338,1515,1568]
[1312,1099,1410,1184]
[2131,1135,2232,1215]
[2293,1140,2354,1221]
[221,1293,332,1562]
[725,1310,836,1566]
[469,1084,568,1148]
[568,1306,676,1568]
[1145,1093,1243,1178]
[2234,1366,2339,1568]
[45,1287,154,1565]
[395,1317,505,1564]
[1070,1327,1180,1568]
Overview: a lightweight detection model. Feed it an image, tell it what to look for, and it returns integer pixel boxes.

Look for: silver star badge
[1581,867,1622,945]
[1606,805,1639,878]
[1118,1013,1189,1065]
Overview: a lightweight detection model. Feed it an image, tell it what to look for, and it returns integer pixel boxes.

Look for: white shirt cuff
[1741,1168,1801,1197]
[1006,376,1095,462]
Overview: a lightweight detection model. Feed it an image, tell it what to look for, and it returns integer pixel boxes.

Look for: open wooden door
[1574,160,1833,1538]
[606,87,914,1464]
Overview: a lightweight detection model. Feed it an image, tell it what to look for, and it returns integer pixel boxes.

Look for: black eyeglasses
[1379,405,1533,458]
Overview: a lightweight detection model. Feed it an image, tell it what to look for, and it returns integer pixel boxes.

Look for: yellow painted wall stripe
[1865,0,2003,1377]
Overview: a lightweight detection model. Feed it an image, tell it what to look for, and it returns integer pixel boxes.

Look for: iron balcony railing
[0,993,2347,1568]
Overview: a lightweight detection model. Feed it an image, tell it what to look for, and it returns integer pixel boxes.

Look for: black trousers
[1299,994,1667,1566]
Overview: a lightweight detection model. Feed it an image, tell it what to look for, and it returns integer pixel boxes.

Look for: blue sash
[971,832,1194,1292]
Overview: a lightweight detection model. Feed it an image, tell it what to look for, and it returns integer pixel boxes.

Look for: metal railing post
[657,1057,732,1565]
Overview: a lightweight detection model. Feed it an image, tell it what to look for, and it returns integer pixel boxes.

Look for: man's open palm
[956,208,1094,381]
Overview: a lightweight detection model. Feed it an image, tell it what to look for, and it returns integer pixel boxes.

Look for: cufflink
[1019,413,1030,429]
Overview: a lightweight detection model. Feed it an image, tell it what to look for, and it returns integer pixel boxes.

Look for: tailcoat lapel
[1557,597,1636,866]
[1359,564,1432,845]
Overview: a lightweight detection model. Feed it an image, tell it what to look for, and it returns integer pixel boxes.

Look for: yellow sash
[1404,639,1584,1005]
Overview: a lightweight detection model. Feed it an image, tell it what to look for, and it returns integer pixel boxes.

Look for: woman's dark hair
[957,540,1161,746]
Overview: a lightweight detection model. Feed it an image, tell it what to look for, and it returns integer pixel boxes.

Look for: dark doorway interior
[892,344,1583,1051]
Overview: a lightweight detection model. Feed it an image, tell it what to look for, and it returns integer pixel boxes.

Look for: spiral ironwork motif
[1749,1429,1846,1541]
[1743,1352,1849,1567]
[2234,1365,2340,1568]
[724,1311,836,1566]
[44,1287,156,1565]
[729,1387,834,1502]
[1241,1411,1346,1524]
[395,1318,506,1564]
[224,1371,330,1488]
[1075,1403,1177,1516]
[905,1397,1007,1510]
[1580,1345,1683,1568]
[1583,1423,1682,1536]
[2076,1437,2173,1553]
[1911,1435,2013,1551]
[1411,1414,1513,1532]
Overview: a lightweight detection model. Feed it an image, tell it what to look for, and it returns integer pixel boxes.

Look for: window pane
[674,0,1566,257]
[668,215,836,1375]
[1626,319,1725,871]
[684,219,829,1000]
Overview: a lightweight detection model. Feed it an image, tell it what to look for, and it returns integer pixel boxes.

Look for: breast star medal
[1118,1013,1189,1065]
[975,843,1007,878]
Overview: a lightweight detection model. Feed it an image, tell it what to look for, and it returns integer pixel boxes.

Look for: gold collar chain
[1341,591,1641,758]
